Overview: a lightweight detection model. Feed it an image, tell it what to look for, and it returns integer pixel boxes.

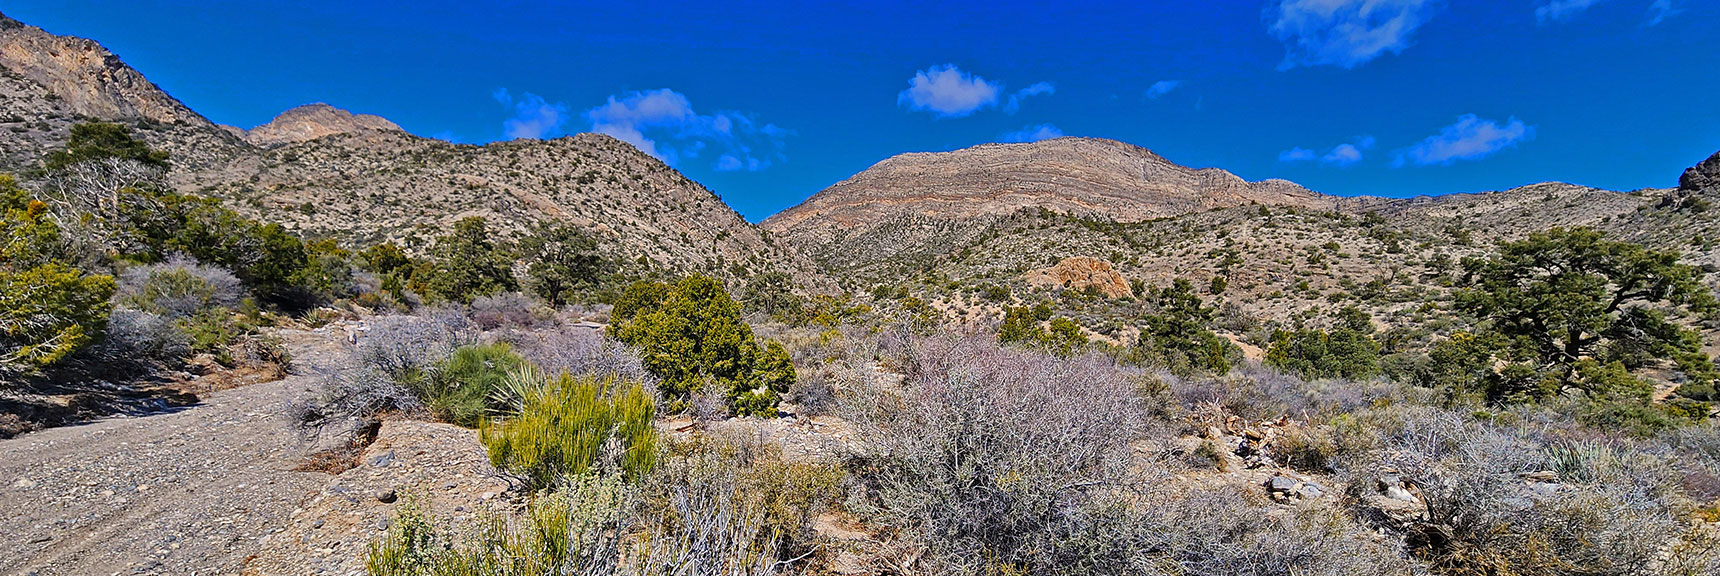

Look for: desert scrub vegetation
[5,124,373,394]
[366,434,840,576]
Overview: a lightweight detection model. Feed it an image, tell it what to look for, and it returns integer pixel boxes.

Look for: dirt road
[0,329,347,576]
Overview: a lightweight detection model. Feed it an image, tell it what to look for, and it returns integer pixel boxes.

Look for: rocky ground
[0,329,347,576]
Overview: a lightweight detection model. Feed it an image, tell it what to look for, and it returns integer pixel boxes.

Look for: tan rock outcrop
[1024,256,1132,298]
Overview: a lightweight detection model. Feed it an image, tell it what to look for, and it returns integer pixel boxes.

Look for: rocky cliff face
[1681,150,1720,193]
[0,12,205,126]
[241,104,404,147]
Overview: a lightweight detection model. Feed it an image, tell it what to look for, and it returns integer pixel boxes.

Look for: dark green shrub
[1266,307,1380,380]
[417,342,526,427]
[609,275,793,415]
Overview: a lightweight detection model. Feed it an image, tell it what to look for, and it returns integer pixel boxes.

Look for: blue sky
[6,0,1718,221]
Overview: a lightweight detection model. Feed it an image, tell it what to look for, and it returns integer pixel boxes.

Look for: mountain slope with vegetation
[0,11,828,292]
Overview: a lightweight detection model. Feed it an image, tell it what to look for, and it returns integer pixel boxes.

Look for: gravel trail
[0,329,347,576]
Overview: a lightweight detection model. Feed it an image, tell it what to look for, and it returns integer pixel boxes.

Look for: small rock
[480,492,496,501]
[1376,475,1402,493]
[1297,483,1324,499]
[374,489,397,504]
[442,482,456,490]
[1383,485,1418,503]
[12,477,36,489]
[369,451,396,468]
[1267,475,1300,493]
[1518,470,1558,483]
[311,519,324,529]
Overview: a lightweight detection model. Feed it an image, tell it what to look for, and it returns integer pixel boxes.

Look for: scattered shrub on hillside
[2,178,115,376]
[501,328,652,385]
[358,309,477,381]
[469,292,544,330]
[1132,278,1239,375]
[86,307,191,371]
[842,335,1150,573]
[1266,307,1381,381]
[366,477,633,576]
[410,217,517,303]
[997,303,1089,357]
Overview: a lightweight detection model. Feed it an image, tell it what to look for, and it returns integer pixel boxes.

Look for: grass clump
[480,373,659,491]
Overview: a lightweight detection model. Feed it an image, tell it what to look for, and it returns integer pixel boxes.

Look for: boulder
[1679,150,1720,193]
[1023,256,1133,298]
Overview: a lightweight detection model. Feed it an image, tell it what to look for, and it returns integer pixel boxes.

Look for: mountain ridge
[0,12,832,292]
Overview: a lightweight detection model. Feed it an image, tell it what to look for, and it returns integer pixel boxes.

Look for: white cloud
[898,64,1002,117]
[1647,0,1678,25]
[1000,123,1065,143]
[1279,147,1318,162]
[1280,136,1375,166]
[494,89,569,140]
[1536,0,1606,24]
[897,65,1053,117]
[1397,114,1532,166]
[582,88,790,171]
[1145,80,1182,99]
[1267,0,1441,70]
[1004,82,1055,114]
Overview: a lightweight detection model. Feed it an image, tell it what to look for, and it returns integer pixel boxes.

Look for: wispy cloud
[1646,0,1679,25]
[1279,147,1318,162]
[1145,80,1182,99]
[1280,135,1375,166]
[1266,0,1441,70]
[494,89,569,140]
[1001,123,1065,143]
[1004,82,1055,114]
[582,88,790,171]
[1396,114,1532,167]
[1536,0,1606,24]
[898,65,1052,117]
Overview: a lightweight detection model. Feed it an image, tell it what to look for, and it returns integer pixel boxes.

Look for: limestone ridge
[760,137,1353,271]
[765,137,1340,234]
[240,104,405,147]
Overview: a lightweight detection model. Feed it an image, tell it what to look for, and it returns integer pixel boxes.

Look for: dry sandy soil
[0,329,348,576]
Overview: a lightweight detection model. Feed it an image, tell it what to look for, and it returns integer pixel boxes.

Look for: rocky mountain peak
[242,103,404,146]
[1679,149,1720,193]
[0,10,207,126]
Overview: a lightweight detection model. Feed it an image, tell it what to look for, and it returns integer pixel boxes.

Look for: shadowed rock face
[241,103,404,146]
[1681,150,1720,193]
